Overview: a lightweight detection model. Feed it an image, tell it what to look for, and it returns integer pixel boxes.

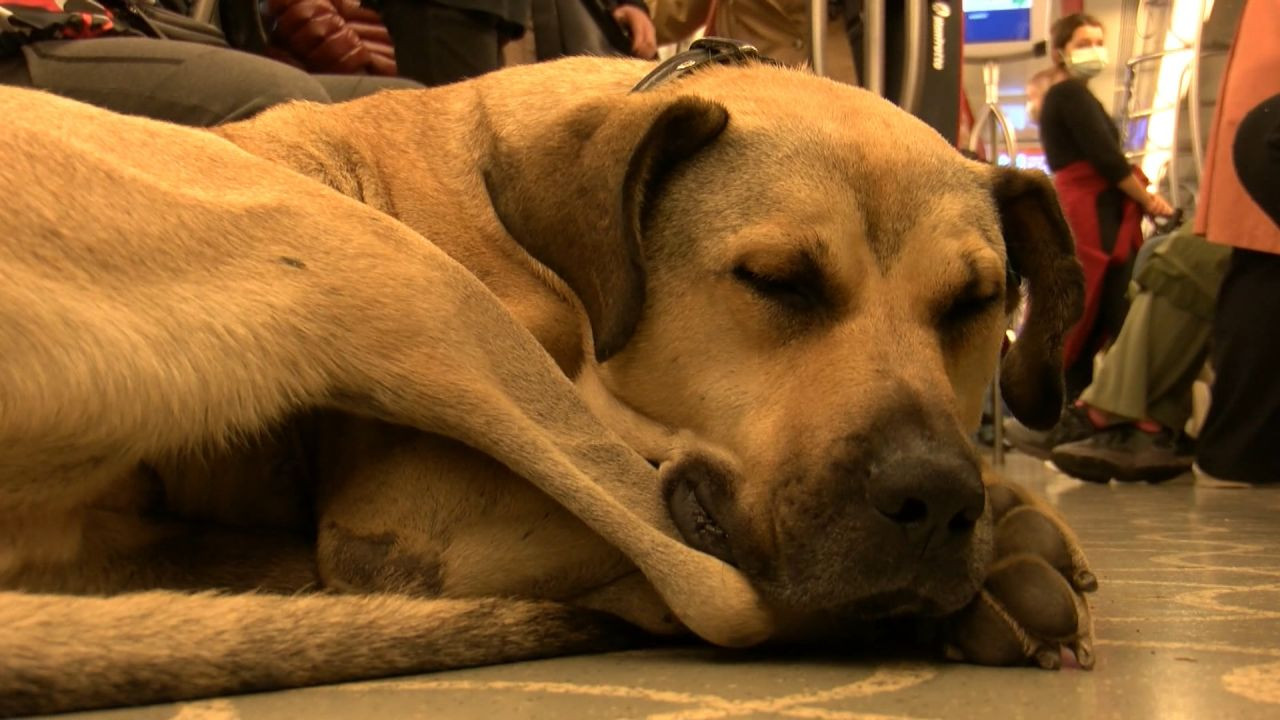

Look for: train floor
[63,453,1280,720]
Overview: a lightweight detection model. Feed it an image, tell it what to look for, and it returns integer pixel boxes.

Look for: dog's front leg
[282,229,770,648]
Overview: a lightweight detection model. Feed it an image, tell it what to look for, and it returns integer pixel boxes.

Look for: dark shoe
[1004,405,1096,459]
[1052,425,1194,484]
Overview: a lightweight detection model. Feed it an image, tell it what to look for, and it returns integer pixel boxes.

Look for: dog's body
[0,57,1092,716]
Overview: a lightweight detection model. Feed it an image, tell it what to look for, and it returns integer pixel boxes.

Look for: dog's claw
[943,474,1096,671]
[1073,639,1096,670]
[1075,569,1099,593]
[1034,646,1062,670]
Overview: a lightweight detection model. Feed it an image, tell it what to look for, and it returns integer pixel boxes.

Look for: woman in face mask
[1036,12,1175,412]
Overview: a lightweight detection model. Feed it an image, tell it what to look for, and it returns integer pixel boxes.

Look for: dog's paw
[943,477,1097,670]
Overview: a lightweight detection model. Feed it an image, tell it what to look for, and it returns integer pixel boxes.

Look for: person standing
[1192,0,1280,487]
[1004,13,1176,457]
[1038,13,1175,398]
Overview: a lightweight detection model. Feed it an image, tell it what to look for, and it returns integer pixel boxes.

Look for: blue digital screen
[1001,102,1030,131]
[1125,117,1150,152]
[965,1,1033,44]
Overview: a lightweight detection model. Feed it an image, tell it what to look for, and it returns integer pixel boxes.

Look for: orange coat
[1195,0,1280,254]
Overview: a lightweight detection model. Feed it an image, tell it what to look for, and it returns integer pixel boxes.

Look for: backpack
[0,0,225,55]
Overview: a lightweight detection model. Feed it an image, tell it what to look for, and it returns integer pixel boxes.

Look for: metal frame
[1120,0,1222,212]
[807,0,932,113]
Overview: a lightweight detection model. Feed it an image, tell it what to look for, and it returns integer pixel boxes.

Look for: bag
[0,0,226,56]
[1,0,125,55]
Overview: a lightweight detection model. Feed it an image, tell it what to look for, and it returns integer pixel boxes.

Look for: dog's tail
[0,590,642,717]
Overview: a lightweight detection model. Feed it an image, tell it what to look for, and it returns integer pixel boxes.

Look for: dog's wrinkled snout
[867,449,985,553]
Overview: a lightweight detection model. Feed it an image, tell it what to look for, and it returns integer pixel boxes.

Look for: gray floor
[63,453,1280,720]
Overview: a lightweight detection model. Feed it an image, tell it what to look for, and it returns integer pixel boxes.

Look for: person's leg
[1197,248,1280,485]
[1055,291,1208,483]
[1080,291,1211,431]
[377,1,504,87]
[1062,345,1096,403]
[0,52,30,88]
[15,38,333,126]
[313,74,424,103]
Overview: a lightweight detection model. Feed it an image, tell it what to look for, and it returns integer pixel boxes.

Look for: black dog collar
[631,37,781,93]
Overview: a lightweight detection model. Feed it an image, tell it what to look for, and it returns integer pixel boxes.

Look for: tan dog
[0,55,1091,717]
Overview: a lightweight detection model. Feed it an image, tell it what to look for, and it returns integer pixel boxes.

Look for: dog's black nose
[867,448,985,552]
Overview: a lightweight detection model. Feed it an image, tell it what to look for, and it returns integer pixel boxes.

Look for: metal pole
[967,105,991,155]
[899,0,926,114]
[189,0,216,23]
[864,0,886,96]
[1188,0,1208,178]
[1168,64,1190,212]
[993,105,1019,164]
[978,58,1018,467]
[808,0,827,77]
[992,356,1004,466]
[989,92,1005,467]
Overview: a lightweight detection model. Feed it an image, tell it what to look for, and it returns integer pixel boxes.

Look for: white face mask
[1065,46,1109,78]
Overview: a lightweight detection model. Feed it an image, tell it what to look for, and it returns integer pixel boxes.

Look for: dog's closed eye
[732,255,828,314]
[938,287,1002,341]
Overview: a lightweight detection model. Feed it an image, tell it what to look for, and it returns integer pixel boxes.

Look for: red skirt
[1052,161,1147,368]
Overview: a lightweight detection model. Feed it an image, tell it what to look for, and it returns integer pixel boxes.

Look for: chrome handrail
[1188,0,1208,178]
[808,0,827,78]
[967,61,1019,467]
[967,62,1019,164]
[864,0,886,96]
[1167,62,1192,212]
[1125,46,1195,69]
[190,0,217,24]
[900,0,926,115]
[1126,104,1184,119]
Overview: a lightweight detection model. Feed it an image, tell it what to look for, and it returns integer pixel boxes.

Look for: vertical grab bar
[899,0,927,114]
[965,61,1020,467]
[864,0,886,96]
[1188,0,1208,178]
[1168,64,1192,212]
[808,0,827,78]
[190,0,217,23]
[967,62,1019,163]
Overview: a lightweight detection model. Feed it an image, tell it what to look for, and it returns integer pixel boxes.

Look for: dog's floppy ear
[485,94,729,362]
[990,167,1085,430]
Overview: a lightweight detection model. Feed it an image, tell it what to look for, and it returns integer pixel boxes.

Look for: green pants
[1080,229,1230,431]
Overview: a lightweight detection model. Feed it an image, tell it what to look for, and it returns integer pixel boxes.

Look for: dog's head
[485,61,1083,629]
